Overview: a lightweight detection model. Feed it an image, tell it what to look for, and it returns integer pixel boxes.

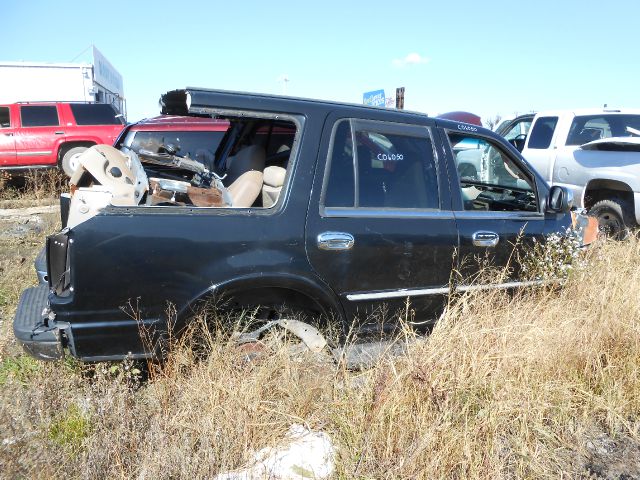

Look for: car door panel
[438,126,567,284]
[306,114,458,334]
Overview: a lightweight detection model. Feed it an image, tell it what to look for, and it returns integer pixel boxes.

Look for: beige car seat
[225,145,266,184]
[224,145,266,207]
[227,171,264,207]
[262,166,287,207]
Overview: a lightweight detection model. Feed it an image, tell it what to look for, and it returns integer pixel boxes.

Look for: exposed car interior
[71,115,297,216]
[139,116,296,208]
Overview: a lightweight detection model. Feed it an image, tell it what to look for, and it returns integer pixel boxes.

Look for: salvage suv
[14,88,595,361]
[0,102,124,176]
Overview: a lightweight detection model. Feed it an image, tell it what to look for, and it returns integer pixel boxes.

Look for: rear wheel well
[221,287,326,314]
[57,141,96,164]
[180,286,343,331]
[583,180,634,212]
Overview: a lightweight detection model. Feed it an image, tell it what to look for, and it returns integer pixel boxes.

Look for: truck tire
[61,146,89,177]
[589,198,634,239]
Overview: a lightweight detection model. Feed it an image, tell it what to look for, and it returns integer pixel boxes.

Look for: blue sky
[2,0,639,123]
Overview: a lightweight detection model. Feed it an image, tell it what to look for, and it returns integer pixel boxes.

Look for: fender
[582,177,635,205]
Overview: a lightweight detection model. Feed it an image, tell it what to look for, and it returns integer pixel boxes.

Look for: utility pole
[395,87,405,110]
[279,75,290,95]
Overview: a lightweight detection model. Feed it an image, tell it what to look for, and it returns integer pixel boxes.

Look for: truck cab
[519,109,640,237]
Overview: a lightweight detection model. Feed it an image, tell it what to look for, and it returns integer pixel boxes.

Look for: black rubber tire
[589,198,635,240]
[60,146,89,177]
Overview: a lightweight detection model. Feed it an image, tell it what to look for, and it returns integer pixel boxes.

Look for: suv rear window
[70,104,123,125]
[20,105,59,127]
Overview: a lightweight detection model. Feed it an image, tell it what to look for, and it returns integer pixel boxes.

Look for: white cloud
[392,53,429,68]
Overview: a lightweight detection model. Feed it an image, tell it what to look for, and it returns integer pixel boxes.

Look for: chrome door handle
[472,231,499,247]
[317,232,354,251]
[54,131,64,135]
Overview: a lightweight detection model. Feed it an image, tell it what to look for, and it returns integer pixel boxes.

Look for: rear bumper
[13,285,64,361]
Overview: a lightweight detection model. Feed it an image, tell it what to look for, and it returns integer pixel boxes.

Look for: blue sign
[363,89,386,107]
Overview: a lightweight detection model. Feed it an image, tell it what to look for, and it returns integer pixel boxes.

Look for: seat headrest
[263,166,286,187]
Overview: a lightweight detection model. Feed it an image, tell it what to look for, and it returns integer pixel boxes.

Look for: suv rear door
[305,113,458,333]
[15,104,62,167]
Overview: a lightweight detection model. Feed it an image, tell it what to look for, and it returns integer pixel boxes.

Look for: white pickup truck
[500,109,640,237]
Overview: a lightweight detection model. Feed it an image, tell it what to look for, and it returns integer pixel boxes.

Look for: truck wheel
[61,146,88,177]
[589,198,633,240]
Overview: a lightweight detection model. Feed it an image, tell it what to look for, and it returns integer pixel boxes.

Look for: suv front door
[306,115,458,334]
[442,128,563,283]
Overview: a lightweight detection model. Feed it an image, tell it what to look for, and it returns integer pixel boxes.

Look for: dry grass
[0,169,67,207]
[0,213,639,478]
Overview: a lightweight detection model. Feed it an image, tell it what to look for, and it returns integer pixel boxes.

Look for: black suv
[14,88,586,361]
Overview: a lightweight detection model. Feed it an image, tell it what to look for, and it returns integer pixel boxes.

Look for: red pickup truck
[0,102,125,176]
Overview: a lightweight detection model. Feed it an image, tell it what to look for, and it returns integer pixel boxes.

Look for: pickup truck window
[70,104,123,125]
[448,132,538,213]
[0,107,9,128]
[565,114,640,146]
[20,105,59,127]
[502,118,532,141]
[323,119,439,210]
[528,116,558,149]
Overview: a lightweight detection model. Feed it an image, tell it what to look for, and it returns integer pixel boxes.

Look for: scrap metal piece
[66,145,150,228]
[571,210,599,246]
[234,319,327,353]
[70,145,149,206]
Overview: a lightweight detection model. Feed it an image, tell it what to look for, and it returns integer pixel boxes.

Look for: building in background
[0,46,125,118]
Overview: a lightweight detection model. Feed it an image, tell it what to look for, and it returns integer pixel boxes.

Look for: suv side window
[323,119,439,210]
[0,107,9,128]
[70,104,122,125]
[20,105,59,127]
[527,116,558,149]
[448,132,538,213]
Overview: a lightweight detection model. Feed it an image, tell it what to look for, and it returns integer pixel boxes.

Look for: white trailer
[0,52,125,115]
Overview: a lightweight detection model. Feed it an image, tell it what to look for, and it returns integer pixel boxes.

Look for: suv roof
[161,87,430,119]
